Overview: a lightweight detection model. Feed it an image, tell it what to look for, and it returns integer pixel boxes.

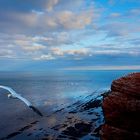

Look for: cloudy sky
[0,0,140,71]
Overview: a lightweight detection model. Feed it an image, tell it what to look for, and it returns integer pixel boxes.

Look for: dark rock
[93,125,102,137]
[18,125,33,132]
[62,122,92,138]
[6,131,21,139]
[82,99,102,110]
[27,133,32,136]
[101,91,111,98]
[68,111,77,114]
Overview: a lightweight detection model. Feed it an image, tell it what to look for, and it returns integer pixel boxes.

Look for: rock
[81,99,102,110]
[111,73,140,98]
[101,124,140,140]
[101,73,140,140]
[62,122,92,138]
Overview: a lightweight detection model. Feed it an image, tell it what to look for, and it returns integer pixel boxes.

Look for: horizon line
[62,65,140,71]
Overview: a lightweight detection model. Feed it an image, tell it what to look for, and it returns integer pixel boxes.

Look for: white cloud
[15,37,46,52]
[32,36,53,42]
[51,47,90,56]
[22,44,46,51]
[34,54,55,60]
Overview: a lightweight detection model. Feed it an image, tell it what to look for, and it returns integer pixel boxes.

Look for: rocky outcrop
[101,73,140,140]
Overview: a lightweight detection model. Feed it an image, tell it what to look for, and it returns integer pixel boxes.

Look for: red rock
[111,73,140,98]
[103,92,140,113]
[101,73,140,139]
[101,124,140,140]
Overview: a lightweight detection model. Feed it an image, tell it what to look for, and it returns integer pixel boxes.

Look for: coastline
[1,72,140,140]
[0,91,105,140]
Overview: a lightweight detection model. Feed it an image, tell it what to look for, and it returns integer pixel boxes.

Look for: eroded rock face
[101,73,140,140]
[111,73,140,98]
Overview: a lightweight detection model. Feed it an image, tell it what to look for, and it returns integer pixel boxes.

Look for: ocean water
[0,70,139,138]
[0,70,139,109]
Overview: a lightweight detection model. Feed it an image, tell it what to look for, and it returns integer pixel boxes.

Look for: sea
[0,70,139,111]
[0,70,139,139]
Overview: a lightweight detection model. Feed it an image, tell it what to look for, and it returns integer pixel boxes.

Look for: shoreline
[0,91,105,140]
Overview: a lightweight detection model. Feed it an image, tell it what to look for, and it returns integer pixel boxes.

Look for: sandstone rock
[101,124,140,140]
[111,73,140,98]
[101,73,140,140]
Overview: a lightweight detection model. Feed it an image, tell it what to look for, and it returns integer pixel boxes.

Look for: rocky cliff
[101,73,140,140]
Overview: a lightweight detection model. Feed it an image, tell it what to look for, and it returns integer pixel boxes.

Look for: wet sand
[0,92,105,140]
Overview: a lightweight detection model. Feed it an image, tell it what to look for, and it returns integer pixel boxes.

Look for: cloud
[92,50,121,55]
[0,0,95,34]
[34,54,55,60]
[93,50,140,56]
[0,1,96,61]
[99,21,140,38]
[0,0,59,13]
[21,9,93,30]
[21,44,46,51]
[56,10,93,29]
[129,9,140,15]
[51,47,90,56]
[87,40,140,56]
[15,36,46,52]
[46,0,59,11]
[0,49,14,57]
[51,48,64,56]
[128,38,140,45]
[0,0,140,65]
[109,13,121,18]
[65,49,90,56]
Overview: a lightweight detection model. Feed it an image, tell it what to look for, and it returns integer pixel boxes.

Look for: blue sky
[0,0,140,71]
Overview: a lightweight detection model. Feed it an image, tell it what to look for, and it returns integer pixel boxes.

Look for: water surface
[0,70,139,138]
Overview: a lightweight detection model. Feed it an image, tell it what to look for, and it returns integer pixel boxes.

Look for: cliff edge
[101,72,140,140]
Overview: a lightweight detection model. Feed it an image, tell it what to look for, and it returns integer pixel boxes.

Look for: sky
[0,0,140,71]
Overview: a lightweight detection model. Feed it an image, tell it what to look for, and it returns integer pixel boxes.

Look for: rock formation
[101,73,140,140]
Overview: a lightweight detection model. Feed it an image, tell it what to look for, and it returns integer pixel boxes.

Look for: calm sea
[0,70,139,109]
[0,70,139,138]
